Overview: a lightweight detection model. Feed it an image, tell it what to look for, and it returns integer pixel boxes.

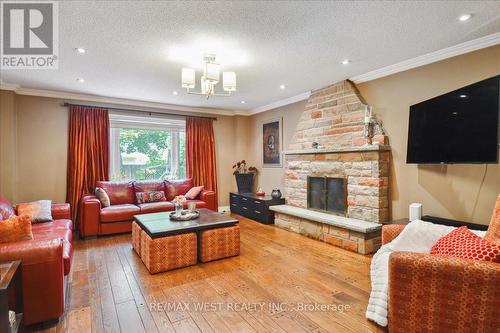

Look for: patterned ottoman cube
[131,221,142,255]
[200,225,240,263]
[140,231,197,274]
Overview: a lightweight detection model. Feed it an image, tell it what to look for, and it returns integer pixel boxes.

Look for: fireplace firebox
[307,176,347,216]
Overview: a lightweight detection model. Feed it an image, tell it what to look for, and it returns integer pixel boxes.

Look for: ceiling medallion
[181,54,236,99]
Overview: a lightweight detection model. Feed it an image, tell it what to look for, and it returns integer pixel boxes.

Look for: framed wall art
[262,118,282,167]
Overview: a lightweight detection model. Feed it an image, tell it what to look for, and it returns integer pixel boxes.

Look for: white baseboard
[218,206,230,213]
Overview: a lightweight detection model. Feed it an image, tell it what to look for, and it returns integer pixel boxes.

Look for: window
[109,113,186,181]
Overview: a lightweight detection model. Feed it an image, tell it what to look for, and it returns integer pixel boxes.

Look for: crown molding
[233,110,251,116]
[0,82,20,90]
[350,32,500,83]
[248,91,311,115]
[0,85,236,116]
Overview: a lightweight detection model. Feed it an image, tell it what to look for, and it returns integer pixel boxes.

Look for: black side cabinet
[230,192,285,224]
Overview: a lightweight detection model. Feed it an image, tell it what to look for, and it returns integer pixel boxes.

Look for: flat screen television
[407,75,500,164]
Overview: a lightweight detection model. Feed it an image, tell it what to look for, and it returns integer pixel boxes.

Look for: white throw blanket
[365,220,486,327]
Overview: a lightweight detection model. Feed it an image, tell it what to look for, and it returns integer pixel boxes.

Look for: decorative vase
[235,173,255,193]
[256,187,265,196]
[174,202,183,216]
[271,189,282,199]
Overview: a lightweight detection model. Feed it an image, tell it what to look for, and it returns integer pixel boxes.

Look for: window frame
[109,112,186,181]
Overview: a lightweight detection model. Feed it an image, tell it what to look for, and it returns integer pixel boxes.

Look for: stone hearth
[270,205,382,254]
[274,80,390,254]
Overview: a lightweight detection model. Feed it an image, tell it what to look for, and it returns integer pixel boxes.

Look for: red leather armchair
[80,179,217,237]
[0,196,73,325]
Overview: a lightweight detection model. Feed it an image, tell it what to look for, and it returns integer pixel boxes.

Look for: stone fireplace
[270,80,390,254]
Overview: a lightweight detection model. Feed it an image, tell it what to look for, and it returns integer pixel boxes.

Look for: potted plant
[232,160,258,193]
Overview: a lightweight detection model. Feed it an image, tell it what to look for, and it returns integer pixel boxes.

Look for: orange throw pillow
[484,194,500,243]
[0,215,33,243]
[430,226,500,263]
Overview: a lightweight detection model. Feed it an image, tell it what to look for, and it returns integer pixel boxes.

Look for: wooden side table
[0,261,24,333]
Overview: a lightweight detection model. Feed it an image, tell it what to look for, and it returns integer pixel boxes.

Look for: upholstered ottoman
[140,230,197,274]
[200,225,240,263]
[131,221,142,255]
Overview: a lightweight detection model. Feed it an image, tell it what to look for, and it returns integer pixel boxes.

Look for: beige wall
[15,96,69,203]
[357,45,500,225]
[0,90,17,200]
[0,93,240,207]
[213,115,248,206]
[246,101,306,194]
[0,94,69,204]
[246,45,500,225]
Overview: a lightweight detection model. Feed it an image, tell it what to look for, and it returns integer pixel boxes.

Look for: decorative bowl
[256,191,266,196]
[169,210,200,221]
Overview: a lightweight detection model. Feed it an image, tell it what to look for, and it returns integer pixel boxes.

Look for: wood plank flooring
[29,214,384,333]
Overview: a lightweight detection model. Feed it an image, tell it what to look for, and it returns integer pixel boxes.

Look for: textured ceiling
[1,1,499,112]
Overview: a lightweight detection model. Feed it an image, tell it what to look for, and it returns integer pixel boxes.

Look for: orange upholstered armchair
[382,195,500,333]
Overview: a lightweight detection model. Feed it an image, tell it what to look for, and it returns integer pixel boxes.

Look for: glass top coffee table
[134,208,239,238]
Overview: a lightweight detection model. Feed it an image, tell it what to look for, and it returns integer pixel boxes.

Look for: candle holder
[364,105,375,145]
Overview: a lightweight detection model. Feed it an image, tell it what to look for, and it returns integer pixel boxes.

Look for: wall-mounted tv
[407,75,500,164]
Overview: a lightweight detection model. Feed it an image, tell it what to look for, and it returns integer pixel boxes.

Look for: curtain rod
[62,102,218,121]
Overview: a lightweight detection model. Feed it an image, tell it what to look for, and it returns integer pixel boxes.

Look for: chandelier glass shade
[181,54,236,98]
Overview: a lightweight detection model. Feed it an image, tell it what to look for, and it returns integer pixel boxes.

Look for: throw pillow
[0,215,33,243]
[430,226,500,263]
[185,186,204,200]
[484,194,500,243]
[95,187,111,207]
[136,191,167,204]
[16,200,52,223]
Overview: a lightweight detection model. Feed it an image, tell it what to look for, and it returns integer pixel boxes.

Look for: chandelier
[181,54,236,99]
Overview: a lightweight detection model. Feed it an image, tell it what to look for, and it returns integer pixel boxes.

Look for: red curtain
[186,117,218,203]
[66,105,109,223]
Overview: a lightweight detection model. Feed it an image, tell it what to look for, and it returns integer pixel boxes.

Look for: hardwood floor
[29,214,384,333]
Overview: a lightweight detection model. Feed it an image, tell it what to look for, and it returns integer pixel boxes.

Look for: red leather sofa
[79,178,217,237]
[0,195,72,325]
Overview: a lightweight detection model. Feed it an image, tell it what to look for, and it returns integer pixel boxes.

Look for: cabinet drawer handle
[254,201,261,204]
[255,210,261,214]
[242,198,248,201]
[242,207,248,210]
[231,203,236,206]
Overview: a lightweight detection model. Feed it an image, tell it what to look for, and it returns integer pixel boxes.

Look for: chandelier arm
[184,88,232,97]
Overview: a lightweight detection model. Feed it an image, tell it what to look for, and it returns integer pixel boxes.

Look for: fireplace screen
[307,176,347,215]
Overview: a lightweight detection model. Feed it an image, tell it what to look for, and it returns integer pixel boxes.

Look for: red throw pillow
[430,226,500,263]
[135,191,166,204]
[185,186,204,200]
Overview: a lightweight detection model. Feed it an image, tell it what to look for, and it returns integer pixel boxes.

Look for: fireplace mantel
[283,144,391,155]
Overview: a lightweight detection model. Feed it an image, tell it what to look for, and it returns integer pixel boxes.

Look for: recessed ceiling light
[459,14,472,21]
[459,94,467,98]
[75,47,86,54]
[341,59,351,65]
[76,78,85,83]
[172,91,178,95]
[241,100,246,104]
[279,84,286,90]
